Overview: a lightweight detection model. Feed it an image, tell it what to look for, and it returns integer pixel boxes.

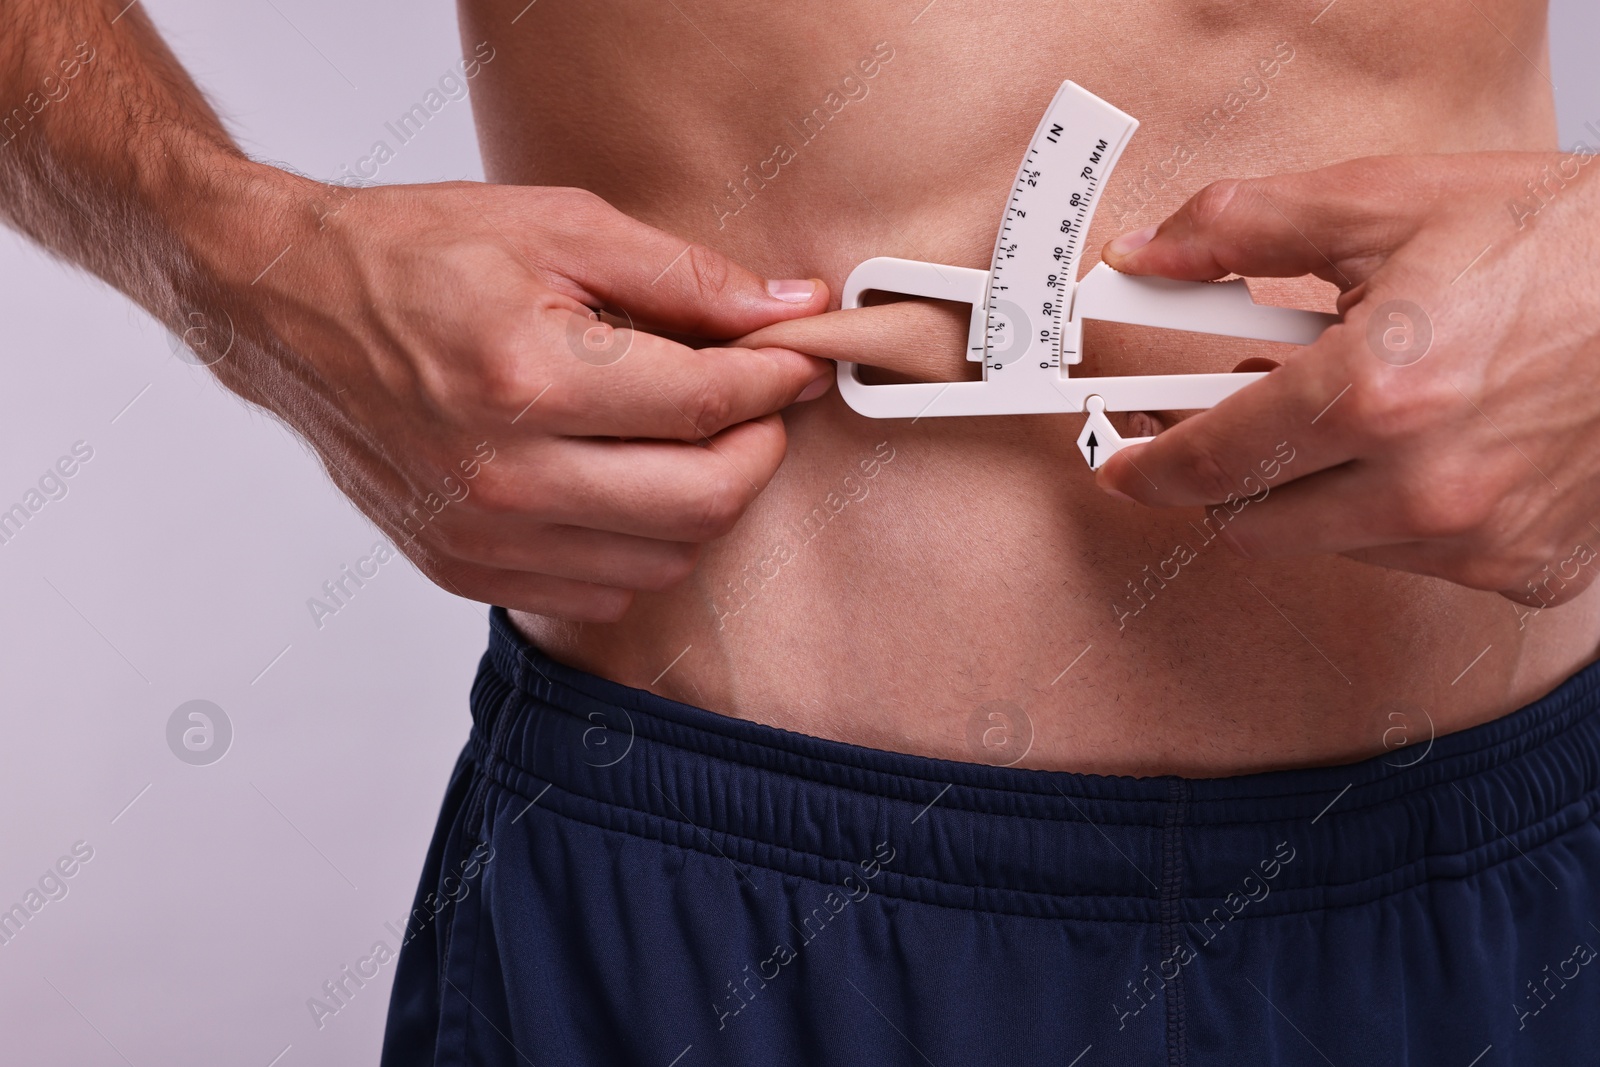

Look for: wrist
[145,147,343,408]
[154,147,324,301]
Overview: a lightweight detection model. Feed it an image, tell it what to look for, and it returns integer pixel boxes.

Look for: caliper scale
[836,82,1337,469]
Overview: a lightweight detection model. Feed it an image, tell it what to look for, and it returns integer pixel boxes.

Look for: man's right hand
[192,174,832,621]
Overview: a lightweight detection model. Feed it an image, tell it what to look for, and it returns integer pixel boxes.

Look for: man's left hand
[1097,153,1600,607]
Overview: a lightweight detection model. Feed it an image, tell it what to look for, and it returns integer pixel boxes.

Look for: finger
[734,299,973,383]
[1204,461,1407,560]
[1338,541,1600,607]
[1497,566,1599,609]
[1096,328,1362,507]
[311,440,670,615]
[428,560,636,623]
[1342,541,1600,606]
[550,191,832,336]
[1100,159,1432,287]
[478,415,789,542]
[540,320,831,441]
[436,521,702,591]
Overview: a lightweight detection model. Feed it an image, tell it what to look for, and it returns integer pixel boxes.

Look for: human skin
[0,1,835,620]
[469,0,1600,773]
[1094,156,1600,611]
[1,0,1595,776]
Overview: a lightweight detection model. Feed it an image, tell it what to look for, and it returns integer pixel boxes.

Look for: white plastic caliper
[837,82,1338,470]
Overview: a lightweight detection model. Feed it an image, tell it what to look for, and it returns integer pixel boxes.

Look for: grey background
[1,2,1597,1063]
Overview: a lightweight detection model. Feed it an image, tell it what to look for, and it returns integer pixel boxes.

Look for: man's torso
[463,0,1600,774]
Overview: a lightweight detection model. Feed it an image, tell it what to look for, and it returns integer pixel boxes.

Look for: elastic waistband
[471,609,1600,922]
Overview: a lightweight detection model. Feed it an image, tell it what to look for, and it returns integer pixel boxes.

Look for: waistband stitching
[467,728,1600,920]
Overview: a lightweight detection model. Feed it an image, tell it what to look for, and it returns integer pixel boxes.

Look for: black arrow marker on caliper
[1085,431,1098,469]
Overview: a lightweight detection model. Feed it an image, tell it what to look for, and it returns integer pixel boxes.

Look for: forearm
[0,1,294,331]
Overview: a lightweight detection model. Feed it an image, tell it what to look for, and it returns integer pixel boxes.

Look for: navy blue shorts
[382,609,1600,1065]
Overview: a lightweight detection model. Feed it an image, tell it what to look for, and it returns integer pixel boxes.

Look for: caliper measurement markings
[979,83,1133,386]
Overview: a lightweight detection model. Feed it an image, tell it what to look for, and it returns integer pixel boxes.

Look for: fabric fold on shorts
[474,608,1600,921]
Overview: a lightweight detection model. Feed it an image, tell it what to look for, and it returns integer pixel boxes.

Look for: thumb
[1100,159,1430,290]
[554,194,831,338]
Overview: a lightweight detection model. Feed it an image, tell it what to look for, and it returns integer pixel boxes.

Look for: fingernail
[1107,225,1158,258]
[796,370,833,402]
[767,278,818,303]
